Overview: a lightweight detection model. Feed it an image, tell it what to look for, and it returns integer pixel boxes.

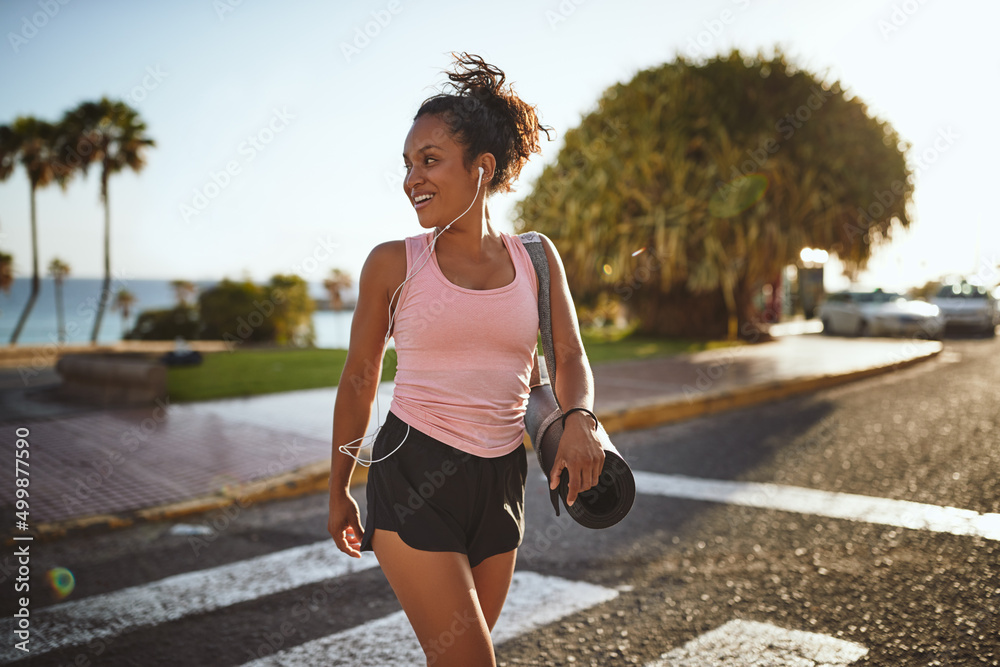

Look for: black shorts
[358,409,528,569]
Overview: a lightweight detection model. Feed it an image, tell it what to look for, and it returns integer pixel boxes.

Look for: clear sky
[1,0,998,294]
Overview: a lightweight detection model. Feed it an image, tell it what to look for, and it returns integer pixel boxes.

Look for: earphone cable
[338,167,485,466]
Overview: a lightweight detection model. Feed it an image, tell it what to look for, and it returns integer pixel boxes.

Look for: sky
[1,0,998,295]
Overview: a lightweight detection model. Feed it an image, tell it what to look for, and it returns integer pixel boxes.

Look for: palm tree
[112,287,137,337]
[0,251,12,294]
[0,125,16,180]
[170,279,197,307]
[4,118,73,344]
[61,98,155,344]
[0,127,16,295]
[323,268,353,310]
[48,257,71,343]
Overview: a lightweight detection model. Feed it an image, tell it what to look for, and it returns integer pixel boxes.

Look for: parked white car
[818,290,944,339]
[930,281,998,336]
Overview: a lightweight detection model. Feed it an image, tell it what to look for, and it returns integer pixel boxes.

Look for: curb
[22,342,942,543]
[20,461,372,543]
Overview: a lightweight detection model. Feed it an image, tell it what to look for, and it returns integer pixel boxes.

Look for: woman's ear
[476,152,497,183]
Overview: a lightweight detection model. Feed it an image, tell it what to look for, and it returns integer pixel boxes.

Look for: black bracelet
[561,407,598,430]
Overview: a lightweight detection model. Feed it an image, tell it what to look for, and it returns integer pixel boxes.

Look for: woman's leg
[471,548,518,632]
[371,528,496,667]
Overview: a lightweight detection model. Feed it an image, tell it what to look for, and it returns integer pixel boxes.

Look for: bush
[126,305,200,340]
[197,275,315,349]
[266,274,315,347]
[126,275,316,348]
[198,279,277,344]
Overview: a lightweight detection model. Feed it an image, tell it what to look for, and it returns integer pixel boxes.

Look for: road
[2,335,997,666]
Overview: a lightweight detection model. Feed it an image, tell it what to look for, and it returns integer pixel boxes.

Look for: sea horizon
[0,277,355,349]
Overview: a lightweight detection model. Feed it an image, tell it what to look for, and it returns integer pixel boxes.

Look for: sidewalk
[0,330,942,542]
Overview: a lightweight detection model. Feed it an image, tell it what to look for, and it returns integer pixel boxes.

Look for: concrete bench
[56,353,167,406]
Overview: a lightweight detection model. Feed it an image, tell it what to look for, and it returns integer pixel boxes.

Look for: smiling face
[401,113,483,231]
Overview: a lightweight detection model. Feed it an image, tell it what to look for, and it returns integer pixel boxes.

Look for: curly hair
[415,51,555,200]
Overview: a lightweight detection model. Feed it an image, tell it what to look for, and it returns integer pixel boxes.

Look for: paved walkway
[0,328,942,540]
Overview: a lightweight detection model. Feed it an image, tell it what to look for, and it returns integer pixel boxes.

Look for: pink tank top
[388,230,539,458]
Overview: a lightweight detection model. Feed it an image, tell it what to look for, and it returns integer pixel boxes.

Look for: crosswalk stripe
[634,471,1000,541]
[645,619,868,666]
[0,541,378,663]
[240,571,620,666]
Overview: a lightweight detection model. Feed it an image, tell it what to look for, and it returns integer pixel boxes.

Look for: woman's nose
[404,168,420,192]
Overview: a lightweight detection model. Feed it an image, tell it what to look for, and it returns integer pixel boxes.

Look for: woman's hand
[328,489,364,558]
[548,412,606,506]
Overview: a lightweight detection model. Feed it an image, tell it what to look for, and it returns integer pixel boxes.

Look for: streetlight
[798,247,829,319]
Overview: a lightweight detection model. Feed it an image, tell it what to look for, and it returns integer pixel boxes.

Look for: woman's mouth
[414,193,435,210]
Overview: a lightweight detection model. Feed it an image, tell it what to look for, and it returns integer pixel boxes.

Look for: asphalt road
[2,334,997,666]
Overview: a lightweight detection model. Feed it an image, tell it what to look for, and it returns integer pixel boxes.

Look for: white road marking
[0,541,378,663]
[634,471,1000,541]
[646,619,868,666]
[240,571,620,666]
[12,468,987,664]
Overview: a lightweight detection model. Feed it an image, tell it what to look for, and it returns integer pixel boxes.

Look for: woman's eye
[403,157,436,170]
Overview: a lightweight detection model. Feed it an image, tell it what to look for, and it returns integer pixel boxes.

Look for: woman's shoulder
[360,239,406,284]
[365,239,407,270]
[366,230,436,273]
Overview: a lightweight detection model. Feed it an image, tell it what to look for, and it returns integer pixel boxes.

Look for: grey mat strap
[518,231,562,412]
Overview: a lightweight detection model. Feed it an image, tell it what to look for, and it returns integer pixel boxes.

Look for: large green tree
[60,98,155,344]
[514,48,912,339]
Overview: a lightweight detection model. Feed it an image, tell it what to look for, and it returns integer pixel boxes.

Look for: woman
[327,52,606,667]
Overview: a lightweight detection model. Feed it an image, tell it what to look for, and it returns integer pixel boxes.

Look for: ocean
[0,277,358,349]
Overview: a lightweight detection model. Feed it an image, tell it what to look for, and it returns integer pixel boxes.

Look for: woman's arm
[537,233,605,506]
[329,240,406,492]
[328,241,405,558]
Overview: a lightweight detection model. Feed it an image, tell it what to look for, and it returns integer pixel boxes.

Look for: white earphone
[338,165,487,466]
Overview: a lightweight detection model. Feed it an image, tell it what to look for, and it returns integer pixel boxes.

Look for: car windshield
[936,284,987,299]
[851,291,900,303]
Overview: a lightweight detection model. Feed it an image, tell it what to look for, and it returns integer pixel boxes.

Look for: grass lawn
[579,331,744,365]
[167,348,398,403]
[167,333,743,402]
